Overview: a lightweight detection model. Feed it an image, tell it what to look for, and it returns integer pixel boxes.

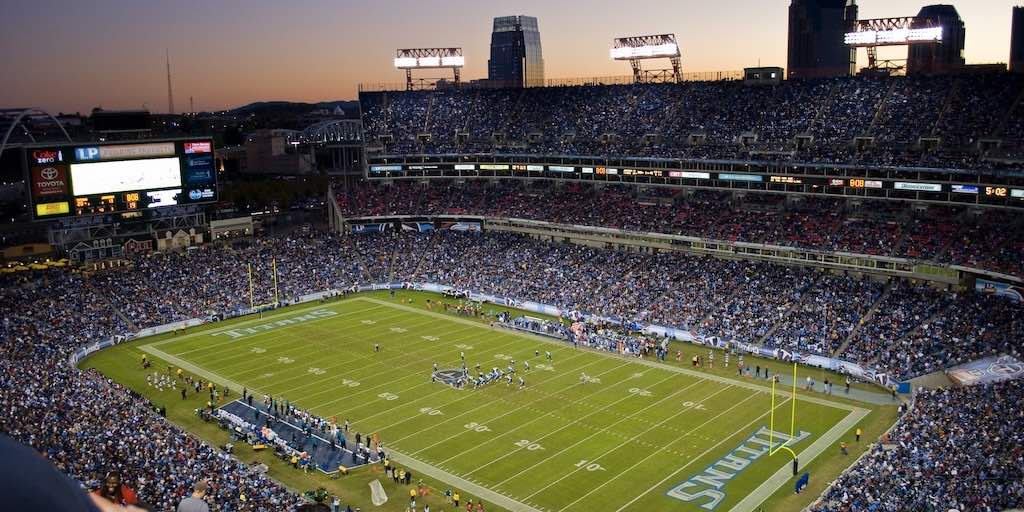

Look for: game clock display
[25,139,217,220]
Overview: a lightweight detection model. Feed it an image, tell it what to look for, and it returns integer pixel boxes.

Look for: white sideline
[143,339,545,512]
[366,298,876,510]
[552,390,763,508]
[137,295,874,512]
[365,298,869,414]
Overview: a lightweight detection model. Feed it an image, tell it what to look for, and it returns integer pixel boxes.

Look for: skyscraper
[1011,6,1024,73]
[908,5,965,75]
[787,0,858,79]
[488,15,544,88]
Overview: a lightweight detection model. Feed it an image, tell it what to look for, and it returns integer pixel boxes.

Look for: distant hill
[229,100,360,117]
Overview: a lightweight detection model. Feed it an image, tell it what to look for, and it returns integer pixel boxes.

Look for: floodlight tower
[611,34,682,84]
[394,48,465,90]
[844,17,944,75]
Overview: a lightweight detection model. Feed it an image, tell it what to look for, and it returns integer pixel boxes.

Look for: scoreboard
[24,139,217,220]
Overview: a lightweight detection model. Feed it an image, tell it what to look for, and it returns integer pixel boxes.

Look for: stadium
[1,2,1023,512]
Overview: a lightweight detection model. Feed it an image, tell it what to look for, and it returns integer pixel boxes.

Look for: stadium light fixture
[611,34,683,83]
[844,17,944,47]
[394,48,464,90]
[393,57,418,68]
[610,43,680,60]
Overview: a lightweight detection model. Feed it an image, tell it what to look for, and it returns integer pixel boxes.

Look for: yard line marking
[144,296,378,355]
[428,360,637,464]
[372,349,600,437]
[141,344,257,400]
[223,316,479,392]
[462,370,688,473]
[386,446,543,512]
[491,375,710,487]
[141,294,869,512]
[186,314,449,395]
[352,351,613,434]
[136,297,532,410]
[527,386,758,503]
[365,298,867,413]
[311,332,588,418]
[580,393,788,512]
[275,319,497,389]
[187,308,553,414]
[194,307,420,372]
[170,302,385,356]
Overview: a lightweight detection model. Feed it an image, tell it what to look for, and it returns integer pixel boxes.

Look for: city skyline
[0,0,1014,115]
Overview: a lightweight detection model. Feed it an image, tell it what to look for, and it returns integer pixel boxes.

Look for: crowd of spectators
[335,180,1024,277]
[813,379,1024,511]
[1,225,1021,509]
[507,315,660,359]
[89,230,374,327]
[377,230,1019,380]
[0,271,306,510]
[360,73,1024,170]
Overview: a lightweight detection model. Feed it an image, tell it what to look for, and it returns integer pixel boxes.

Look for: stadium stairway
[420,93,436,135]
[808,84,837,129]
[931,79,962,138]
[865,301,955,371]
[385,235,400,282]
[994,87,1024,137]
[867,80,899,134]
[756,275,822,347]
[85,279,138,332]
[695,275,746,331]
[343,235,388,283]
[832,279,893,359]
[408,230,440,280]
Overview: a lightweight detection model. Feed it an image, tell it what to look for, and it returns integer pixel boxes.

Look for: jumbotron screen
[24,139,217,219]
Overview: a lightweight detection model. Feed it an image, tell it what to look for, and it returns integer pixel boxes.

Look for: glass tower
[787,0,858,79]
[488,15,545,88]
[1014,6,1024,73]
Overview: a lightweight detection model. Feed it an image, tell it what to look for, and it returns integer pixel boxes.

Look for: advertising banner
[444,222,482,232]
[976,279,1023,302]
[185,155,215,185]
[352,223,388,234]
[401,222,434,232]
[947,355,1024,386]
[30,165,69,198]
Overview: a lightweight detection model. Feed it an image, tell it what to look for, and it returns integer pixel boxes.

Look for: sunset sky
[0,0,1014,114]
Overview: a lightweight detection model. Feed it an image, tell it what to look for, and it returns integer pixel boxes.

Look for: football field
[139,294,870,512]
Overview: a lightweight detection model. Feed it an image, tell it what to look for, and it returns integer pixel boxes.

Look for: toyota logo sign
[40,167,58,180]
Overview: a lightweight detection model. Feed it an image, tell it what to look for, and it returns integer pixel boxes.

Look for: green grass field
[84,291,897,512]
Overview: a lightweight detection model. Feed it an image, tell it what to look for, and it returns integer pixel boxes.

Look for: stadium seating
[360,74,1024,169]
[1,229,1021,509]
[335,180,1024,278]
[0,271,305,510]
[811,379,1024,512]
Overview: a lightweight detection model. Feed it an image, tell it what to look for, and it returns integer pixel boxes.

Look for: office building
[908,5,965,75]
[1011,6,1024,73]
[787,0,858,79]
[488,15,545,88]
